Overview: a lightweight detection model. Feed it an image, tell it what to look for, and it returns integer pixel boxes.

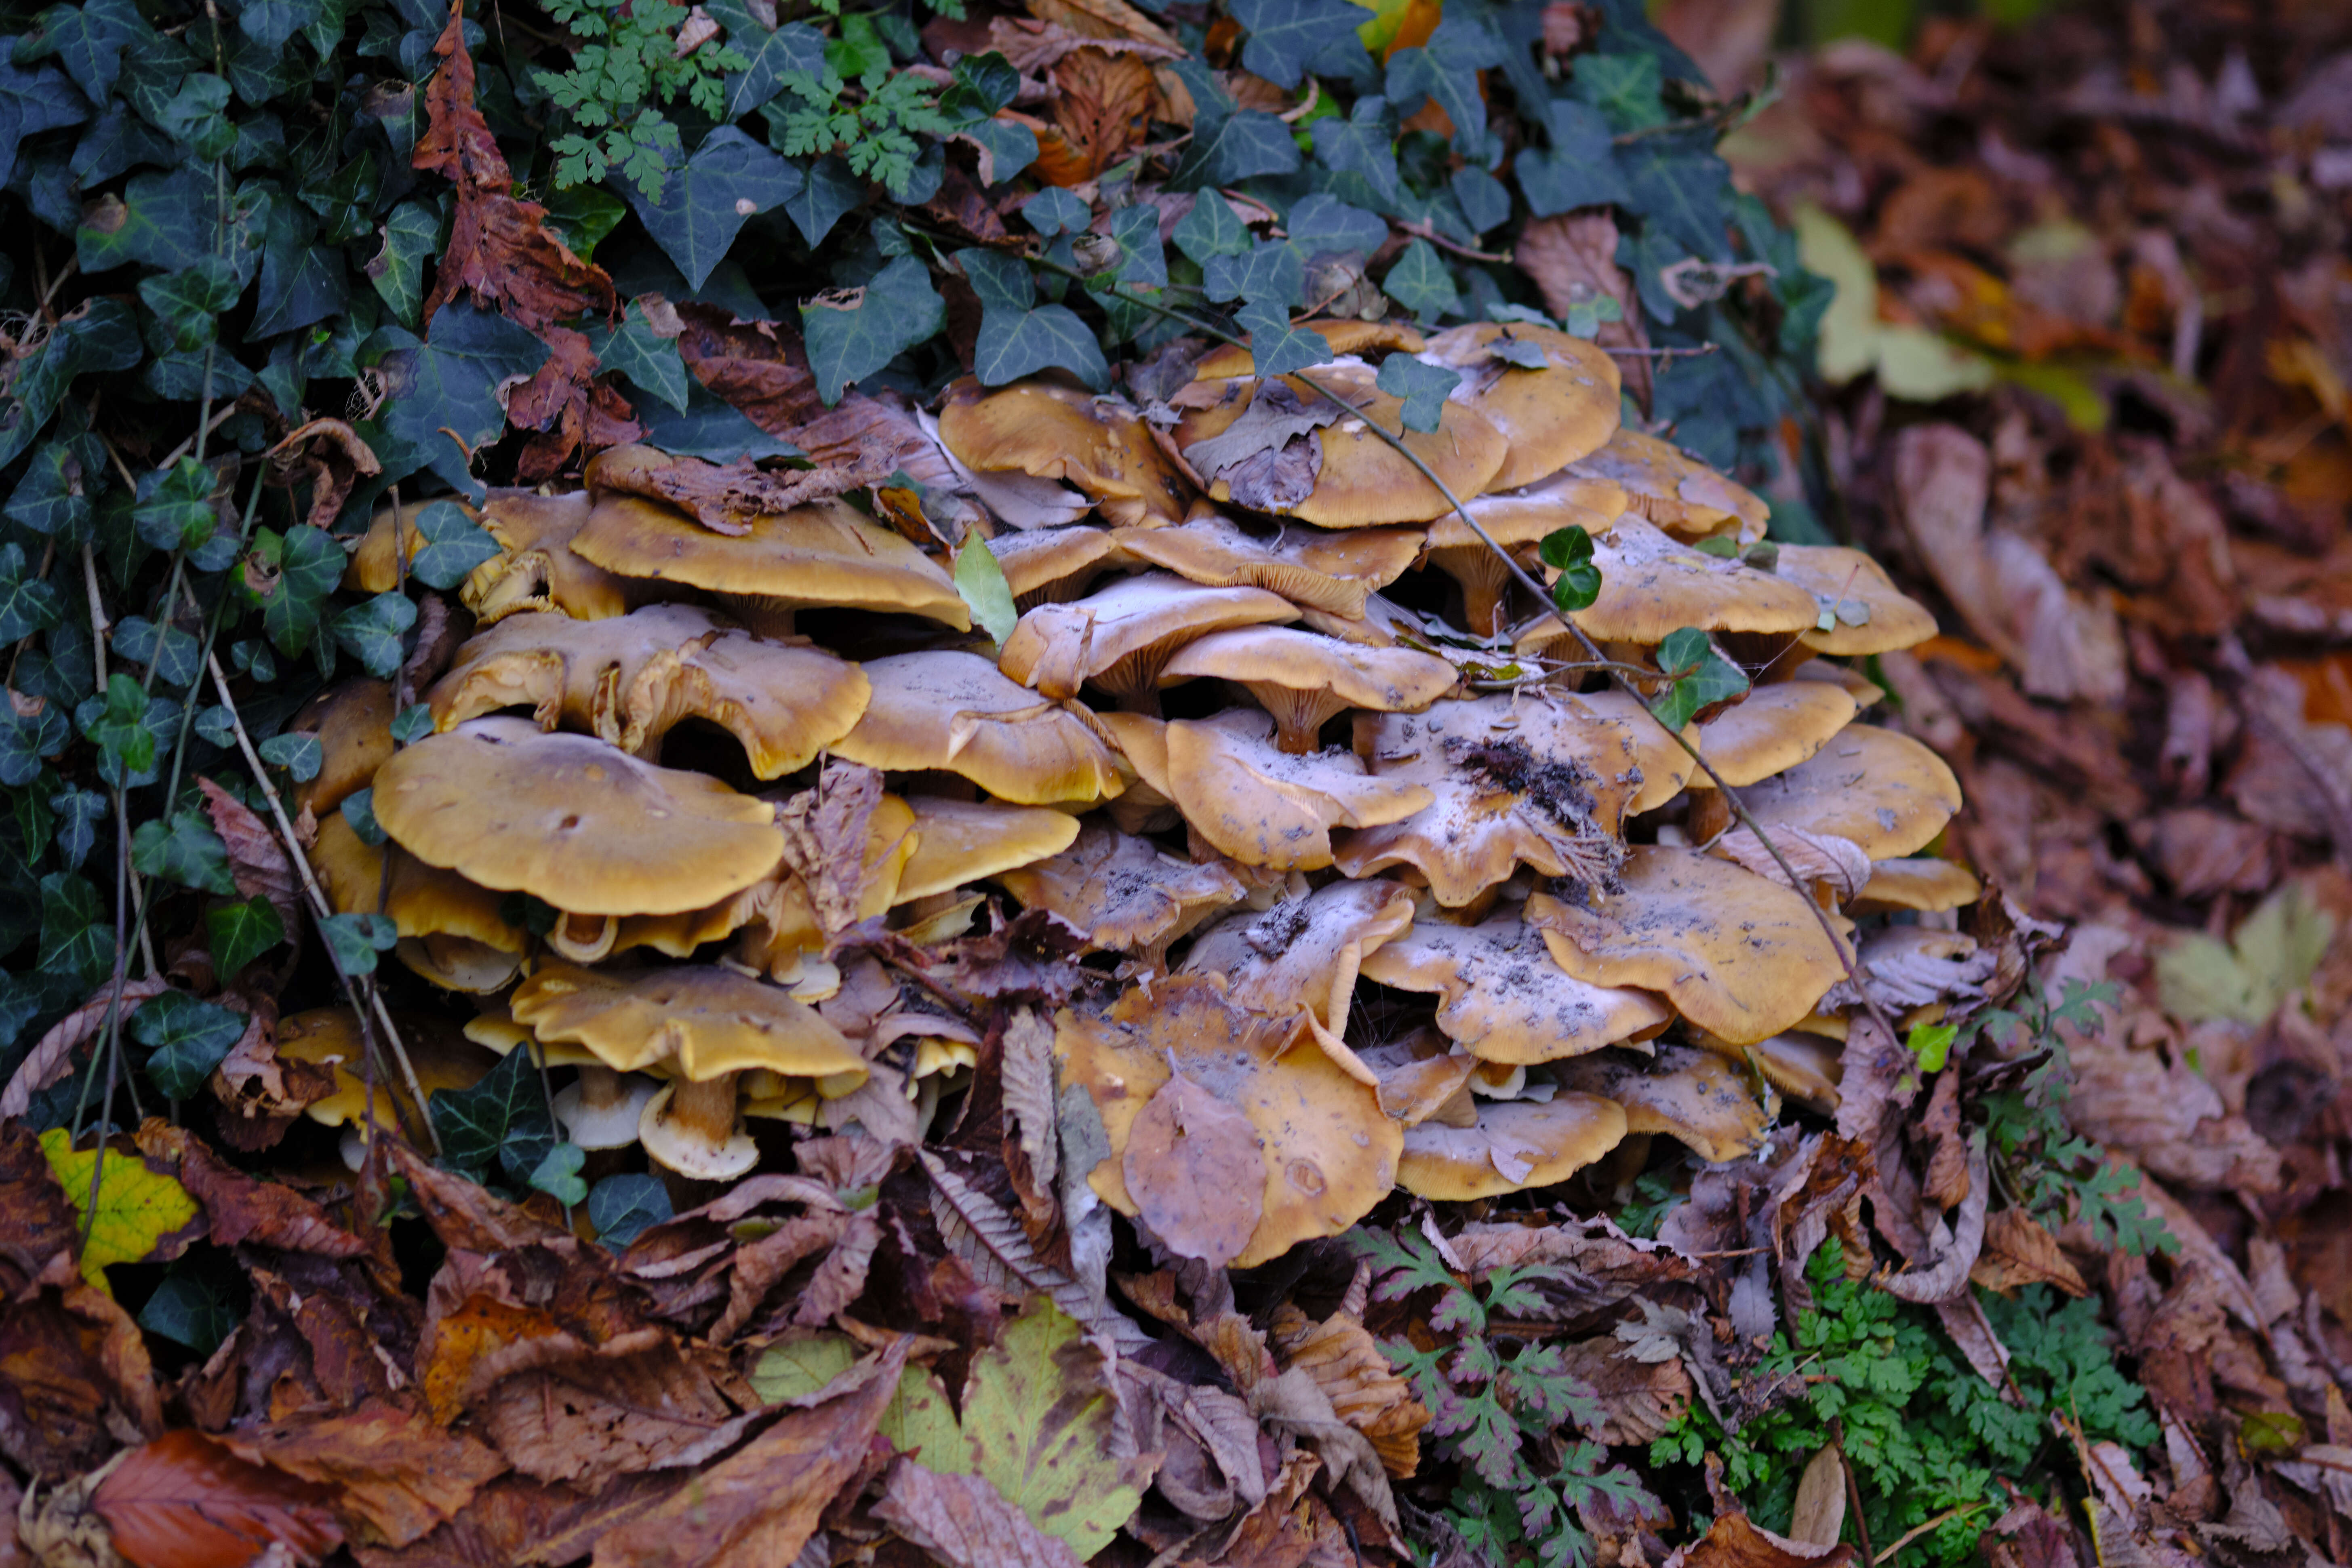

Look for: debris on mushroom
[1552,1044,1771,1163]
[997,572,1298,710]
[1161,625,1458,754]
[1179,878,1415,1039]
[1418,322,1624,493]
[1357,915,1672,1064]
[1148,709,1434,871]
[935,376,1192,528]
[1773,544,1941,656]
[828,650,1126,806]
[995,818,1249,964]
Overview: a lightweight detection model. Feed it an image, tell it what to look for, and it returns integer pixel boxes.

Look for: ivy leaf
[366,200,441,330]
[77,671,164,787]
[239,0,322,47]
[331,591,417,679]
[530,1141,590,1206]
[1382,238,1458,322]
[1205,239,1304,309]
[1517,100,1630,217]
[958,249,1109,389]
[207,894,285,980]
[138,1256,245,1355]
[1172,190,1251,264]
[404,499,499,590]
[250,198,348,338]
[151,71,234,160]
[17,0,149,103]
[1651,627,1750,729]
[320,909,398,977]
[1619,134,1731,260]
[0,541,64,643]
[636,382,804,461]
[39,1128,199,1292]
[51,787,104,870]
[1021,186,1090,237]
[1285,194,1387,261]
[953,535,1018,644]
[8,442,95,539]
[716,11,826,117]
[1107,204,1167,291]
[340,787,386,846]
[1166,61,1297,191]
[1569,51,1666,133]
[1230,0,1368,88]
[390,702,434,745]
[587,306,691,413]
[37,870,112,994]
[781,154,862,246]
[131,457,221,553]
[627,126,804,290]
[1385,16,1504,155]
[801,253,944,406]
[432,1045,556,1183]
[372,304,548,499]
[588,1172,672,1249]
[1374,355,1459,433]
[255,524,345,656]
[138,259,242,353]
[258,731,321,782]
[1310,96,1402,208]
[1451,164,1511,233]
[1234,299,1330,377]
[1538,525,1601,614]
[133,990,248,1100]
[129,810,236,895]
[76,165,210,274]
[0,297,141,470]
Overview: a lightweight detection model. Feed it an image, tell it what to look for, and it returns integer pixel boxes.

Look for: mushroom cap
[1738,725,1963,861]
[1358,915,1672,1064]
[345,499,441,593]
[617,625,871,779]
[997,572,1299,703]
[1162,625,1457,712]
[995,818,1248,958]
[612,866,787,960]
[427,603,727,736]
[1190,320,1427,379]
[1297,591,1431,649]
[569,492,970,629]
[1571,689,1697,814]
[462,1005,606,1069]
[290,679,394,821]
[1565,429,1768,543]
[1172,366,1509,528]
[1687,682,1860,789]
[936,377,1190,529]
[1159,709,1435,870]
[1552,1044,1770,1163]
[1790,657,1887,706]
[1524,518,1822,647]
[1747,1031,1843,1111]
[828,650,1125,806]
[1426,465,1630,552]
[1773,545,1941,656]
[1179,878,1416,1036]
[894,796,1081,904]
[1527,844,1849,1044]
[274,1008,493,1128]
[511,962,868,1082]
[373,716,785,917]
[1055,975,1402,1269]
[467,489,671,623]
[1420,323,1624,492]
[1849,856,1981,914]
[1397,1094,1627,1200]
[986,526,1126,605]
[311,815,526,992]
[638,1081,760,1180]
[1354,1032,1484,1126]
[1111,516,1423,619]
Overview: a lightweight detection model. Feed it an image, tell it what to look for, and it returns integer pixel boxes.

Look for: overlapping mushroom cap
[1397,1094,1627,1202]
[1737,725,1964,861]
[462,489,670,623]
[1523,517,1821,648]
[1179,878,1415,1038]
[1112,514,1422,619]
[1566,429,1770,543]
[1422,466,1628,635]
[1358,915,1672,1064]
[995,819,1248,962]
[311,814,526,993]
[1419,322,1623,492]
[1161,625,1458,754]
[828,650,1124,806]
[935,376,1190,528]
[997,572,1298,708]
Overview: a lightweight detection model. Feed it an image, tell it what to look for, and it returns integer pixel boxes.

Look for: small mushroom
[1520,517,1821,648]
[1423,467,1628,635]
[1396,1093,1626,1201]
[1179,878,1415,1038]
[1564,429,1768,543]
[1419,323,1624,492]
[510,963,868,1181]
[1055,975,1402,1268]
[463,489,673,624]
[1161,626,1458,754]
[1526,845,1849,1044]
[568,492,969,637]
[1552,1044,1770,1163]
[1848,856,1981,915]
[1685,682,1859,790]
[827,650,1125,806]
[289,679,394,822]
[1149,709,1435,871]
[310,814,526,993]
[345,498,440,592]
[1773,545,1940,657]
[987,526,1128,609]
[996,572,1299,710]
[1357,916,1672,1064]
[1189,320,1427,379]
[1111,514,1423,619]
[935,377,1192,529]
[464,1002,661,1152]
[1738,725,1964,861]
[994,818,1249,964]
[893,796,1081,904]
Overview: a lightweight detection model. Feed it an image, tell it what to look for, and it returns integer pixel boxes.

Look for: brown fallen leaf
[0,977,171,1120]
[217,1400,507,1548]
[1918,1065,1971,1212]
[1270,1299,1431,1476]
[0,1120,84,1290]
[1516,210,1653,408]
[0,1271,165,1478]
[198,777,302,940]
[349,1472,681,1568]
[589,1338,910,1568]
[134,1124,370,1259]
[1120,1069,1265,1269]
[588,446,900,536]
[778,761,891,941]
[1179,379,1339,513]
[873,1457,1085,1568]
[674,303,825,435]
[1972,1207,2091,1297]
[1043,48,1158,183]
[506,325,643,482]
[1663,1508,1857,1568]
[1786,1444,1847,1548]
[92,1428,344,1568]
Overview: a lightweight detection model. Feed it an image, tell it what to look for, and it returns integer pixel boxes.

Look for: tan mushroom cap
[284,680,393,826]
[1422,466,1629,636]
[1524,517,1822,648]
[732,797,919,977]
[1565,429,1769,543]
[995,818,1248,962]
[346,499,444,592]
[1358,916,1672,1064]
[1789,657,1886,707]
[569,492,969,631]
[987,526,1127,608]
[1421,323,1624,493]
[894,796,1080,904]
[1354,1031,1484,1126]
[1157,708,1434,871]
[373,716,785,918]
[310,814,526,994]
[1112,515,1422,619]
[1190,320,1428,379]
[1055,975,1401,1269]
[1573,688,1697,814]
[828,650,1125,806]
[936,377,1190,529]
[1093,711,1181,836]
[1739,725,1963,861]
[274,1007,493,1130]
[1339,697,1647,905]
[1527,844,1849,1044]
[1553,1044,1770,1163]
[1397,1094,1627,1201]
[1162,626,1458,754]
[1173,366,1509,528]
[1297,591,1431,650]
[465,489,672,624]
[997,572,1299,708]
[1180,878,1415,1038]
[1773,545,1941,656]
[621,624,870,779]
[1686,682,1860,790]
[1849,856,1981,915]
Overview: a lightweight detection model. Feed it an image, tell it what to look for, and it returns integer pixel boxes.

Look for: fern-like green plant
[537,0,748,196]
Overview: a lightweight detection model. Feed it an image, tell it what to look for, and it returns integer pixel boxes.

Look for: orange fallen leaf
[93,1429,343,1568]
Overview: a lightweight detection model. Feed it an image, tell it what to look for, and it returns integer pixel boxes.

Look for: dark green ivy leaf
[0,541,64,644]
[1234,299,1330,377]
[207,894,284,979]
[587,1172,672,1248]
[0,695,72,788]
[366,201,441,331]
[1450,165,1510,233]
[1107,204,1167,291]
[77,671,164,787]
[258,730,322,782]
[320,909,398,977]
[781,154,862,246]
[1618,133,1731,259]
[1516,100,1630,217]
[389,702,434,745]
[50,786,103,869]
[1651,626,1750,729]
[1538,525,1601,613]
[1568,51,1667,133]
[958,248,1109,388]
[635,382,803,461]
[1021,186,1089,237]
[406,499,500,590]
[239,0,324,48]
[133,990,247,1100]
[1384,16,1503,156]
[371,304,547,499]
[587,306,691,413]
[1172,190,1251,264]
[256,524,346,656]
[250,195,349,338]
[628,127,804,291]
[432,1044,555,1182]
[340,786,385,846]
[1310,96,1402,208]
[1381,238,1458,323]
[1374,354,1459,433]
[130,810,237,896]
[150,71,234,161]
[801,253,943,406]
[1205,239,1303,310]
[331,591,417,679]
[0,297,141,470]
[138,259,243,354]
[1230,0,1369,89]
[530,1141,589,1206]
[16,0,150,103]
[75,166,211,275]
[714,6,825,118]
[37,870,112,994]
[7,442,94,539]
[1166,61,1298,191]
[138,1255,246,1355]
[131,457,221,553]
[1286,194,1387,261]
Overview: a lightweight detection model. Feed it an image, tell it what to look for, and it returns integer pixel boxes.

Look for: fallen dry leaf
[1120,1069,1265,1269]
[873,1457,1085,1568]
[1972,1207,2091,1297]
[93,1429,344,1568]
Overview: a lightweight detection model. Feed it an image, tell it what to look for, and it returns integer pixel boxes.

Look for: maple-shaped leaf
[960,1299,1145,1557]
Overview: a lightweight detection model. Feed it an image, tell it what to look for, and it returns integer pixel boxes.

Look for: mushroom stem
[574,1063,627,1113]
[1435,547,1514,637]
[546,911,621,964]
[666,1071,743,1143]
[1244,683,1348,755]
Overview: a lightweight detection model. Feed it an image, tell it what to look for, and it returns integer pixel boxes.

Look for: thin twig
[1831,1421,1876,1568]
[1601,343,1720,361]
[1390,218,1511,264]
[1874,1503,1987,1565]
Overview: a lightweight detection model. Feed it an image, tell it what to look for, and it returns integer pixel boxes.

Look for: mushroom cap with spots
[935,377,1191,529]
[1772,544,1940,657]
[1054,974,1401,1269]
[465,489,674,624]
[1140,708,1434,871]
[1110,515,1423,620]
[986,526,1128,608]
[1419,323,1624,493]
[996,572,1299,707]
[1526,844,1850,1045]
[568,492,971,631]
[289,678,394,822]
[1160,625,1459,754]
[1171,366,1509,528]
[893,795,1080,904]
[1396,1093,1627,1201]
[828,650,1127,806]
[1685,682,1860,790]
[373,716,785,918]
[1357,915,1672,1065]
[310,813,526,994]
[1849,856,1982,915]
[1552,1043,1771,1163]
[1179,878,1415,1039]
[1737,725,1964,861]
[1520,517,1822,648]
[427,604,723,737]
[994,818,1248,962]
[1189,319,1427,379]
[1564,428,1769,543]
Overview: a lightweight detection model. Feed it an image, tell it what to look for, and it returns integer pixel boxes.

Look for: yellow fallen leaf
[38,1127,200,1294]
